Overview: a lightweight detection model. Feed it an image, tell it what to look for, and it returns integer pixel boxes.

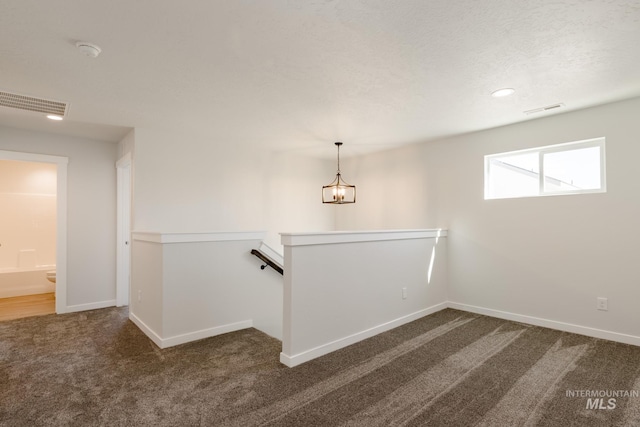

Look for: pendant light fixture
[322,142,356,204]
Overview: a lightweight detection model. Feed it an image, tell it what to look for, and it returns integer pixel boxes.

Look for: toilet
[46,270,56,284]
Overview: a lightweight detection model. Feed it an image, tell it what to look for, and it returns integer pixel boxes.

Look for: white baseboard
[448,301,640,347]
[129,312,164,348]
[129,312,253,349]
[64,299,116,313]
[280,302,448,367]
[161,320,253,348]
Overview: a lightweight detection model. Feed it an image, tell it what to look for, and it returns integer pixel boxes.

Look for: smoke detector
[76,41,101,58]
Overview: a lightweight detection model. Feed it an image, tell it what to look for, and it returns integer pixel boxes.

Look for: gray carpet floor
[2,307,640,426]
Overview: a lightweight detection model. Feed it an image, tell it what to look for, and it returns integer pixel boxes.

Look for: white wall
[130,239,163,335]
[263,151,335,251]
[128,128,335,347]
[130,232,283,347]
[280,230,448,367]
[118,128,135,159]
[132,127,334,248]
[0,126,118,309]
[162,238,282,340]
[338,96,640,344]
[133,127,256,232]
[336,141,442,230]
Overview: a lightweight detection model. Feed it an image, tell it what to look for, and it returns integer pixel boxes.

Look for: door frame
[0,149,68,313]
[116,153,132,306]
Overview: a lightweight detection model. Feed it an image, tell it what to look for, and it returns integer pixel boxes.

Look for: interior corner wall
[118,128,135,158]
[132,127,261,232]
[262,151,335,251]
[337,96,640,341]
[336,142,441,231]
[132,127,334,241]
[0,126,118,308]
[443,97,640,339]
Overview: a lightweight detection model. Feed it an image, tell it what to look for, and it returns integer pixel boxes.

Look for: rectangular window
[484,137,606,200]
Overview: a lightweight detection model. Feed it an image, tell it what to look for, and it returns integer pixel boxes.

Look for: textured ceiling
[1,0,639,157]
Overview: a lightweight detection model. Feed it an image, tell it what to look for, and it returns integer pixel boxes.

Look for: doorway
[0,150,68,317]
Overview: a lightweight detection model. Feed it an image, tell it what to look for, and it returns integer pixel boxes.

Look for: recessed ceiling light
[491,88,515,98]
[46,114,63,121]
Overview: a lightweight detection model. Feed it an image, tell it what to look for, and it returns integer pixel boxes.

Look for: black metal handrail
[251,249,283,275]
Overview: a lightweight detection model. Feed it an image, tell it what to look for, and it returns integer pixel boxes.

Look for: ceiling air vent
[0,90,68,117]
[524,103,564,116]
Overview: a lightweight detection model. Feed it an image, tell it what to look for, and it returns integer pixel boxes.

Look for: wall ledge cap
[132,231,266,244]
[281,228,447,246]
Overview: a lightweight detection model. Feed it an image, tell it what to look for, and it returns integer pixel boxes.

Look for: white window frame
[484,137,606,200]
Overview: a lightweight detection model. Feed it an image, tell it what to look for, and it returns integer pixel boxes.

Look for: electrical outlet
[138,290,142,302]
[402,287,407,300]
[597,297,608,311]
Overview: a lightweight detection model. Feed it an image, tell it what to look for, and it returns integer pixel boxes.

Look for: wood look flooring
[0,293,55,321]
